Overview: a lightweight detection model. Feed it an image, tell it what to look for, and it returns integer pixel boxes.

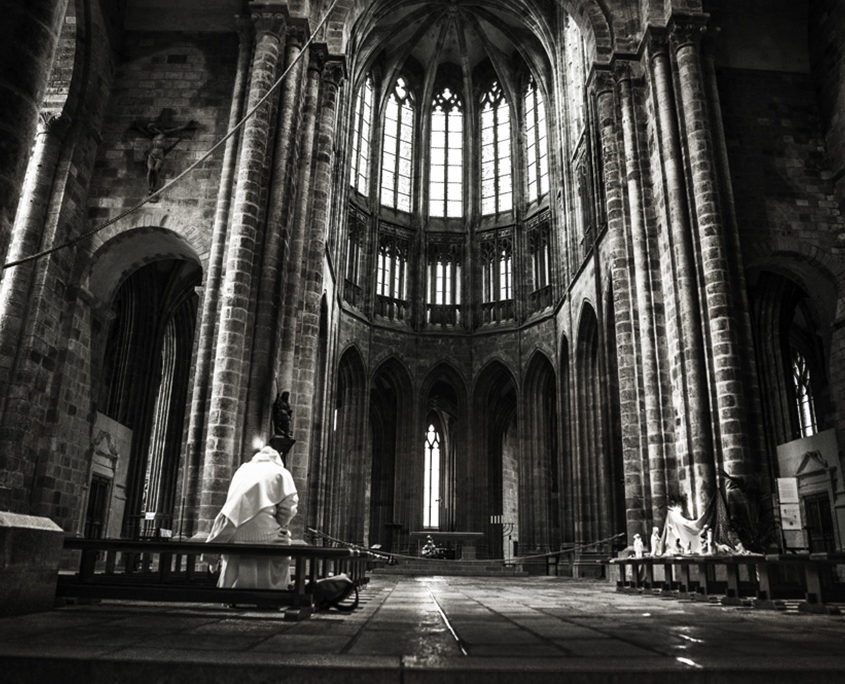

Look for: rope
[306,527,625,565]
[2,0,342,271]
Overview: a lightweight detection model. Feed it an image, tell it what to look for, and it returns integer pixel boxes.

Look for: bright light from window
[429,87,463,218]
[424,423,440,528]
[481,82,512,215]
[350,77,373,194]
[381,78,414,212]
[525,78,549,202]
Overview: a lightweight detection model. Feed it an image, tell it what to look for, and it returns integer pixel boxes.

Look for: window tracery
[480,81,512,215]
[350,76,374,195]
[380,77,414,212]
[429,87,463,218]
[524,77,549,202]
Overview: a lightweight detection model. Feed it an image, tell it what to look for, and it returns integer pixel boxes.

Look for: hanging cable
[2,0,342,271]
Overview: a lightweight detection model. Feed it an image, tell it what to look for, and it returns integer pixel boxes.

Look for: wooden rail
[57,537,370,619]
[609,553,845,613]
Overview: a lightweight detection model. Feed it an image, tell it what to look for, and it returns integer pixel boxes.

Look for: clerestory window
[429,87,463,218]
[350,76,374,195]
[480,82,513,215]
[524,77,549,202]
[380,78,414,212]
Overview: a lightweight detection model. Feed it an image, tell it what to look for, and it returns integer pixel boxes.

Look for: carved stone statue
[272,390,293,438]
[132,110,198,194]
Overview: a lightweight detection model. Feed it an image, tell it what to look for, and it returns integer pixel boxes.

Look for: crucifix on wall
[131,109,198,196]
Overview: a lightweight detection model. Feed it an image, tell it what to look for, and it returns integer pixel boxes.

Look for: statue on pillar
[270,390,295,456]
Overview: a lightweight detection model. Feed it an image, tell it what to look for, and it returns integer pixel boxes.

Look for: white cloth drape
[206,446,298,589]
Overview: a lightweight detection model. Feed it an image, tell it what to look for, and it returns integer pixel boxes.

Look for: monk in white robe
[206,446,298,589]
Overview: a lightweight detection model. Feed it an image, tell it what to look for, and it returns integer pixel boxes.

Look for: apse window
[380,78,414,212]
[480,81,513,215]
[429,87,463,218]
[524,77,549,202]
[350,76,373,195]
[376,238,407,300]
[424,423,441,528]
[791,348,818,437]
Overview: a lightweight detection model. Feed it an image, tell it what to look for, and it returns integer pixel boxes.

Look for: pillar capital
[321,57,346,87]
[668,15,708,52]
[286,19,309,48]
[586,66,616,98]
[308,43,328,72]
[37,111,70,137]
[250,5,287,37]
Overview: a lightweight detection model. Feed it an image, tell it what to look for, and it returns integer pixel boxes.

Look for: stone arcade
[1,0,845,663]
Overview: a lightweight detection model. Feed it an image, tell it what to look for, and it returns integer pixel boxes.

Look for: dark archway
[369,357,413,551]
[97,257,200,538]
[473,360,517,558]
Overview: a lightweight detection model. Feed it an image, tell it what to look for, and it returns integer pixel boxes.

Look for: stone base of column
[0,512,64,616]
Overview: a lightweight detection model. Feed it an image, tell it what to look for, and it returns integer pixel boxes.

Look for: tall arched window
[424,423,441,528]
[429,87,463,218]
[792,348,818,437]
[524,77,549,202]
[380,78,414,212]
[480,81,512,215]
[350,76,374,194]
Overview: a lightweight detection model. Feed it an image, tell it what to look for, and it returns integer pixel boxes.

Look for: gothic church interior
[1,0,844,565]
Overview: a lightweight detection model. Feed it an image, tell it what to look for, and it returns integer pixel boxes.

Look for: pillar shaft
[288,57,344,538]
[649,36,714,514]
[181,20,252,537]
[616,68,666,523]
[0,0,69,262]
[244,28,306,447]
[672,21,749,481]
[198,11,285,533]
[592,71,646,542]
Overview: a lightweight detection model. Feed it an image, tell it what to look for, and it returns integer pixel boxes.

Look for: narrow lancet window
[350,76,373,195]
[524,77,549,202]
[480,81,512,215]
[792,348,818,437]
[424,423,441,528]
[381,78,414,212]
[429,87,463,218]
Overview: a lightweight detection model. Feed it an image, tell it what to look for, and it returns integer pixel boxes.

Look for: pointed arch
[325,346,369,544]
[523,351,558,551]
[369,356,414,550]
[472,360,518,558]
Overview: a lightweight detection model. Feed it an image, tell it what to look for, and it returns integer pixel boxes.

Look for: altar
[410,530,484,559]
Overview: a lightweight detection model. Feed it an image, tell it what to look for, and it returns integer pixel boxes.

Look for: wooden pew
[57,537,370,620]
[799,552,845,614]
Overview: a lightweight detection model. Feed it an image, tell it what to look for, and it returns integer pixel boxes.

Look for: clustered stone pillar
[244,26,307,448]
[671,19,750,484]
[0,0,69,265]
[591,68,647,541]
[197,9,286,533]
[286,56,345,537]
[647,30,714,515]
[276,51,323,401]
[615,65,667,522]
[182,19,252,536]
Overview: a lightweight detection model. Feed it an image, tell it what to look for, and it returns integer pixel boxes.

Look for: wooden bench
[57,537,370,620]
[798,552,845,614]
[610,552,845,612]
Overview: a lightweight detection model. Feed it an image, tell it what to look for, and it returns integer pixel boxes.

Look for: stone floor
[2,574,845,683]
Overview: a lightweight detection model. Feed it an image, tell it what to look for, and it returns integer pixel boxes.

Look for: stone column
[197,8,286,533]
[591,68,647,541]
[244,26,307,447]
[276,48,323,397]
[0,111,68,510]
[647,31,714,514]
[616,64,667,523]
[181,19,252,537]
[288,56,345,538]
[0,0,69,264]
[671,18,750,482]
